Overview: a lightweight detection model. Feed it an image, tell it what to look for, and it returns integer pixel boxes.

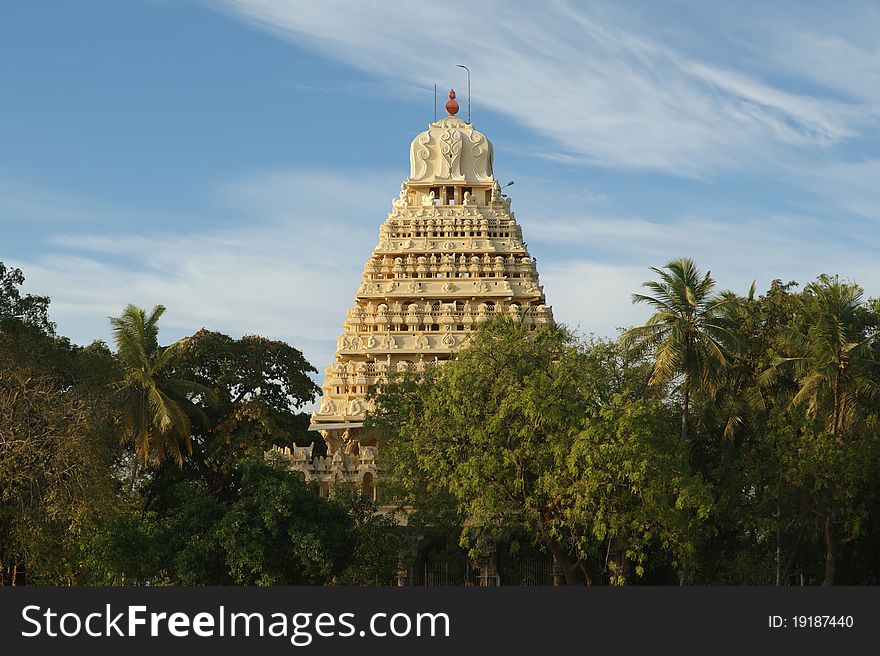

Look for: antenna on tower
[434,84,437,121]
[456,64,471,124]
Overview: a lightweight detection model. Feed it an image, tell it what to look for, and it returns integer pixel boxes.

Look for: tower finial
[445,89,459,116]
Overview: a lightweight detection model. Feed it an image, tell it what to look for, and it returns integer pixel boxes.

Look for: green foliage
[562,395,711,583]
[373,317,709,584]
[162,329,321,497]
[0,262,54,335]
[766,275,880,436]
[328,484,403,585]
[0,363,118,584]
[91,461,390,586]
[5,257,880,587]
[0,263,395,586]
[622,257,742,440]
[110,304,217,481]
[0,280,122,584]
[214,461,353,585]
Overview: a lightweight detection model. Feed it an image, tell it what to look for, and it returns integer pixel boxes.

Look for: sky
[3,0,880,383]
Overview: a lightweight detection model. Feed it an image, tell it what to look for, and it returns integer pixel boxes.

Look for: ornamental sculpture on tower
[291,90,553,493]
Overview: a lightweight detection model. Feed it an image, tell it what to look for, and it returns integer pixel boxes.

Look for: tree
[0,262,54,335]
[562,394,711,584]
[112,329,381,586]
[0,359,117,584]
[325,484,403,586]
[1,263,124,585]
[762,275,880,585]
[769,275,879,437]
[373,317,710,585]
[687,280,801,585]
[88,459,370,586]
[110,304,215,487]
[622,258,740,441]
[155,329,321,499]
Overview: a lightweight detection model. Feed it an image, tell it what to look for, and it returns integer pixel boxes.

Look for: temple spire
[302,99,553,490]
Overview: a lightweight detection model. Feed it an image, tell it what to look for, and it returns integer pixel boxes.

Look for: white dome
[408,115,494,185]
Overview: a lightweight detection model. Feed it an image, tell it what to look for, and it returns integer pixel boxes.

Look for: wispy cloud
[10,170,401,379]
[793,159,880,221]
[10,166,880,387]
[208,0,876,174]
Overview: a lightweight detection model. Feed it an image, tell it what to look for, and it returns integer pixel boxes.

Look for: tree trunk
[832,367,841,437]
[546,538,581,586]
[781,526,805,586]
[869,511,880,584]
[775,505,781,586]
[577,560,596,587]
[837,540,853,585]
[823,513,836,586]
[129,455,141,493]
[1,560,25,586]
[538,512,582,585]
[681,384,689,442]
[681,339,692,443]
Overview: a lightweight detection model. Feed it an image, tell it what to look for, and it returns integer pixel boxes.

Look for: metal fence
[395,560,555,586]
[498,560,555,586]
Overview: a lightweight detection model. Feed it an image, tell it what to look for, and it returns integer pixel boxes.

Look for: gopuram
[277,90,553,494]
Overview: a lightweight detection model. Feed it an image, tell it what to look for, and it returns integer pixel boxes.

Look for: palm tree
[762,275,880,586]
[767,275,879,437]
[111,304,215,488]
[621,258,740,441]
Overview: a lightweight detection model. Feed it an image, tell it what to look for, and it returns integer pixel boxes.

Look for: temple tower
[307,90,553,476]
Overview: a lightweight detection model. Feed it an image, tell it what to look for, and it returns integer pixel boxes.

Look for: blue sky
[3,0,880,378]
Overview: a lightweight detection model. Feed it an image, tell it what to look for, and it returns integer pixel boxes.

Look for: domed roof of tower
[408,89,494,185]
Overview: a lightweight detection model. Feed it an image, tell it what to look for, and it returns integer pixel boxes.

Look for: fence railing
[394,560,556,587]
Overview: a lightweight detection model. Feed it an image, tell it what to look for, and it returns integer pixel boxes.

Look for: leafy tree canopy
[0,262,54,335]
[373,317,710,585]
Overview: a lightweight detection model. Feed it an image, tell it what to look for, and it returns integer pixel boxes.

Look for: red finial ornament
[445,89,460,116]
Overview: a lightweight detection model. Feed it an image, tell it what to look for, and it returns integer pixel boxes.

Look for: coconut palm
[111,304,215,487]
[621,258,740,441]
[761,276,880,585]
[766,275,880,437]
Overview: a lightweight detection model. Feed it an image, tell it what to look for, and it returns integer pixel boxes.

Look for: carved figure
[491,180,502,203]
